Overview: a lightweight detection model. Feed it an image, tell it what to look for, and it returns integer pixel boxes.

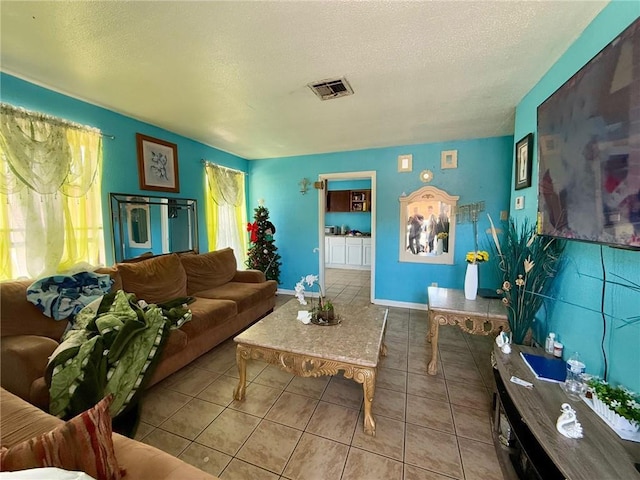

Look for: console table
[493,344,640,479]
[427,286,508,375]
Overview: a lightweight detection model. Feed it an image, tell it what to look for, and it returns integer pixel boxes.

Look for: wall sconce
[299,178,310,195]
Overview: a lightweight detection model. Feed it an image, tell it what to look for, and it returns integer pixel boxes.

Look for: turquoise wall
[0,73,248,262]
[512,1,640,391]
[248,136,513,305]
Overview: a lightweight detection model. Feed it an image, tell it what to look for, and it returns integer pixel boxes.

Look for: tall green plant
[487,217,566,344]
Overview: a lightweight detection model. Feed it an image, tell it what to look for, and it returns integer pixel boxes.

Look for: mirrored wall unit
[399,186,459,264]
[110,193,198,263]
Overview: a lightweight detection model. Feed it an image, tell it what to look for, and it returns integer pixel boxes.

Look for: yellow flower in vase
[465,250,489,264]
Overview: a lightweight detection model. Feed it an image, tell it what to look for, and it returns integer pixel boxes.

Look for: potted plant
[586,377,640,432]
[488,217,565,344]
[294,274,335,322]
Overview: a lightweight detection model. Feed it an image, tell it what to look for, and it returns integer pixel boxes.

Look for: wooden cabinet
[493,344,640,480]
[326,190,350,212]
[350,190,370,212]
[326,189,371,212]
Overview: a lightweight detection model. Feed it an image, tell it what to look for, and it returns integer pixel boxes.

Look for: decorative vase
[592,395,640,432]
[464,263,478,300]
[436,238,444,255]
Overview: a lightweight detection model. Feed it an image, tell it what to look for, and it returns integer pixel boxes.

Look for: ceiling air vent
[308,77,354,101]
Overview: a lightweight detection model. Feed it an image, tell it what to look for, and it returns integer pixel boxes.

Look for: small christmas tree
[246,205,281,283]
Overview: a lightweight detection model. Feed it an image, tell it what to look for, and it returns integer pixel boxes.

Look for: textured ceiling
[0,1,608,159]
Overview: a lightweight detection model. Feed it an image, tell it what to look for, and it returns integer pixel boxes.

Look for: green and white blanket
[46,290,192,421]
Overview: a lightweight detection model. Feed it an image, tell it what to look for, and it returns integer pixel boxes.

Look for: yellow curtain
[0,185,11,280]
[205,173,219,251]
[58,130,105,271]
[0,107,104,280]
[204,163,247,267]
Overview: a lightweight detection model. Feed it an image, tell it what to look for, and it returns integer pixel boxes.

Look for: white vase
[436,238,443,255]
[464,263,478,300]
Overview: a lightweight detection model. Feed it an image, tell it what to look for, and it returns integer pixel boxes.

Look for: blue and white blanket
[26,271,113,321]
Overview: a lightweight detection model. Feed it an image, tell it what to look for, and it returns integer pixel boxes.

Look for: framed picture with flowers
[136,133,180,193]
[515,133,533,190]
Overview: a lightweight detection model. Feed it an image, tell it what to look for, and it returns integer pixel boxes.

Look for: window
[0,105,104,280]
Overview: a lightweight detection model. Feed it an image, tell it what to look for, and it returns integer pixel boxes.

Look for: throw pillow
[180,247,237,293]
[0,395,125,480]
[117,253,187,304]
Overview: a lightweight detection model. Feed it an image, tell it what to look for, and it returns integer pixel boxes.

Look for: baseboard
[276,288,428,311]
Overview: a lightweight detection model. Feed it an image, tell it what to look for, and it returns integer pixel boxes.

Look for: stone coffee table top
[234,298,387,367]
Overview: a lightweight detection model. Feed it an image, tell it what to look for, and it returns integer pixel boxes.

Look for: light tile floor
[137,269,505,479]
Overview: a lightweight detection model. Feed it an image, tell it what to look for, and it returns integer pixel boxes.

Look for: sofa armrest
[232,269,267,283]
[1,335,58,403]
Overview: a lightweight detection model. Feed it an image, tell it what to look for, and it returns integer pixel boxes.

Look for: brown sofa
[0,387,219,479]
[0,248,277,410]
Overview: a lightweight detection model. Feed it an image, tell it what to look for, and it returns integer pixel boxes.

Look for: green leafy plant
[587,377,640,425]
[488,217,565,344]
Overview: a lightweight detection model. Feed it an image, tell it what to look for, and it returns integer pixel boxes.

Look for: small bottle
[545,332,556,354]
[553,341,564,358]
[564,352,586,398]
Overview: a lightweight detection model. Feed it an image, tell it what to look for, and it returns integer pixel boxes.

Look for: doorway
[317,171,376,303]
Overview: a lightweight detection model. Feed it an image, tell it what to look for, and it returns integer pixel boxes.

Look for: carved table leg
[427,313,440,375]
[380,342,388,357]
[233,345,247,401]
[354,367,377,436]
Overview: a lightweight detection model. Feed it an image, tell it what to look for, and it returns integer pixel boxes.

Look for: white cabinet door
[362,238,372,266]
[329,236,346,264]
[324,236,330,263]
[346,237,363,266]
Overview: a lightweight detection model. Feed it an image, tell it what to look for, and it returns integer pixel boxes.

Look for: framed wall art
[515,133,533,190]
[441,150,458,169]
[136,133,180,193]
[398,154,413,172]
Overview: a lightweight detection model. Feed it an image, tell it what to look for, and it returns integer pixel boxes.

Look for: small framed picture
[515,133,533,190]
[441,150,457,169]
[398,154,413,172]
[136,133,180,193]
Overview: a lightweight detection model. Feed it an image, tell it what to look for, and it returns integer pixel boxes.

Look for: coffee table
[233,298,388,436]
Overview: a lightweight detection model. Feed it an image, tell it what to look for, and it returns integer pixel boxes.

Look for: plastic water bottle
[563,352,586,398]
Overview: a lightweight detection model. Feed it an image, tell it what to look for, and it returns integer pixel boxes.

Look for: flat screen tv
[537,18,640,250]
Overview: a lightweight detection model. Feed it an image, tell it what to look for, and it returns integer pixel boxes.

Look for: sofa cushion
[179,298,237,337]
[0,280,68,340]
[161,327,188,359]
[180,248,237,294]
[94,266,123,292]
[0,393,124,480]
[193,281,277,314]
[118,253,187,304]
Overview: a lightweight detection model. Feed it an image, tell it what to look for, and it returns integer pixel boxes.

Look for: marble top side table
[427,286,508,375]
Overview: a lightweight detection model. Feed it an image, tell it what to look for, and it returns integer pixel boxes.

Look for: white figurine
[297,310,312,324]
[495,331,511,354]
[556,403,583,439]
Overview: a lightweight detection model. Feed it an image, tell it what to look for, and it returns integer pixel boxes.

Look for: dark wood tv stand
[492,344,640,480]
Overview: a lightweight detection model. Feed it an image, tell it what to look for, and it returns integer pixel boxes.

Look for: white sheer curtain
[204,162,247,268]
[0,103,103,279]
